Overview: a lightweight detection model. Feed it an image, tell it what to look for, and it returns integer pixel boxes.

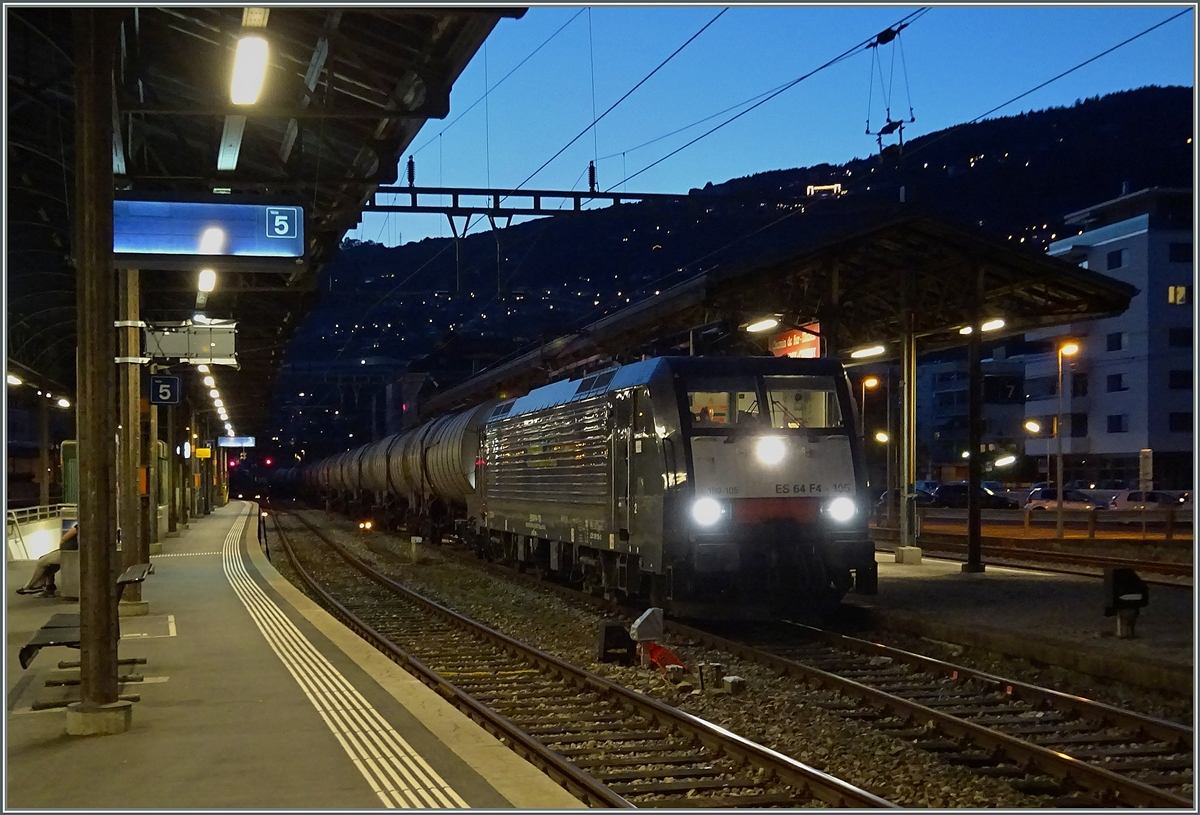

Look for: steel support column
[38,398,50,506]
[119,268,145,604]
[69,8,129,735]
[166,404,179,536]
[899,313,917,549]
[146,384,160,550]
[964,266,986,573]
[965,321,985,572]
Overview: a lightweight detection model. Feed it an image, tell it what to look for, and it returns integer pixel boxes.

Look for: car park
[1108,490,1188,511]
[875,488,935,513]
[1025,487,1106,511]
[931,482,1020,509]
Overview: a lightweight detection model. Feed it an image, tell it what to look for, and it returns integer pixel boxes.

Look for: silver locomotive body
[303,355,877,618]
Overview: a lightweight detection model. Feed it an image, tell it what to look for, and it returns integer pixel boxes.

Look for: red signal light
[264,457,273,466]
[229,460,237,468]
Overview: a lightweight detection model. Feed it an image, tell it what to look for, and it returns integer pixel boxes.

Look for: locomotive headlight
[755,435,786,466]
[825,497,857,523]
[692,497,724,526]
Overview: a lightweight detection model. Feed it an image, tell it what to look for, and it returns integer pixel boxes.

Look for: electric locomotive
[303,355,877,619]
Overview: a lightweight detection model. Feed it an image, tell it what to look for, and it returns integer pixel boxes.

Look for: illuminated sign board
[113,198,305,271]
[218,436,257,448]
[195,447,212,459]
[769,323,822,359]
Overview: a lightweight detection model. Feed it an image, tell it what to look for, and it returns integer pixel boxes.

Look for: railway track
[678,621,1194,808]
[404,528,1193,808]
[269,510,895,809]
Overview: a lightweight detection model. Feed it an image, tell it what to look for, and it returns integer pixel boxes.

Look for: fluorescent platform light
[231,36,269,105]
[57,398,70,408]
[981,318,1006,332]
[6,374,21,386]
[198,268,217,292]
[849,345,885,359]
[745,317,780,333]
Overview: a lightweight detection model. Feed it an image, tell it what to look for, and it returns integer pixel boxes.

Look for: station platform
[6,501,583,809]
[845,551,1194,696]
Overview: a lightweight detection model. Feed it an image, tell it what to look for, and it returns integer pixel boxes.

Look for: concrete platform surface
[7,501,582,809]
[844,552,1194,695]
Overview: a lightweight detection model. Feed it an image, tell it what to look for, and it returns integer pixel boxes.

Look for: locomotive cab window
[688,376,759,426]
[764,375,844,430]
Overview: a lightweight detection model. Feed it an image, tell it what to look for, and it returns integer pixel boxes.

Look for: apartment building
[1023,187,1193,489]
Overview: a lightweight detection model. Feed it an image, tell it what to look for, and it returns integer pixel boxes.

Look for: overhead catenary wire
[899,8,1191,163]
[409,8,585,157]
[608,7,930,191]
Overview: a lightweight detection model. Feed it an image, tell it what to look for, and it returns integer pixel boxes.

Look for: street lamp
[1056,340,1080,536]
[860,375,879,439]
[1024,419,1049,483]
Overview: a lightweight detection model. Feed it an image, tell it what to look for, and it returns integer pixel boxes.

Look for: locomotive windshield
[687,375,760,426]
[764,375,844,430]
[686,374,844,431]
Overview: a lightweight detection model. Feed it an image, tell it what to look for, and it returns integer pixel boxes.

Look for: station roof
[423,202,1137,416]
[7,7,522,434]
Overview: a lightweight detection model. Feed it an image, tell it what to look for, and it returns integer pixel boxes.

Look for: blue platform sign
[113,199,305,270]
[149,374,181,405]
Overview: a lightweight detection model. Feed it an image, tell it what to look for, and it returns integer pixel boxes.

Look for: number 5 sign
[150,374,181,405]
[264,206,299,239]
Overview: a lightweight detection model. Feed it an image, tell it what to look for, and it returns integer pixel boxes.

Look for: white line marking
[220,507,467,808]
[167,614,177,637]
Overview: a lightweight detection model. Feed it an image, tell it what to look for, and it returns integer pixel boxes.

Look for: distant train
[284,356,877,618]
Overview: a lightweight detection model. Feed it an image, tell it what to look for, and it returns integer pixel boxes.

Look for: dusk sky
[345,5,1195,247]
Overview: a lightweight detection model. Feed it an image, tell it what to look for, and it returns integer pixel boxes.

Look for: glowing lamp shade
[230,35,270,105]
[981,318,1006,332]
[863,376,880,389]
[209,389,220,399]
[214,399,224,408]
[1060,342,1080,357]
[755,436,786,465]
[745,317,780,333]
[198,268,217,292]
[1024,420,1042,434]
[849,345,885,359]
[197,364,210,373]
[57,398,71,408]
[874,431,890,443]
[198,227,226,254]
[994,455,1017,467]
[6,374,22,386]
[203,376,216,388]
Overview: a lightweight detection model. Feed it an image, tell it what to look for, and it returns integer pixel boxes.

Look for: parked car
[1108,490,1187,511]
[981,480,1007,495]
[931,482,1020,509]
[1025,488,1106,511]
[875,488,936,512]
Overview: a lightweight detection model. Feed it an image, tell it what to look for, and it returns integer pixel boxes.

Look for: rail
[270,509,896,809]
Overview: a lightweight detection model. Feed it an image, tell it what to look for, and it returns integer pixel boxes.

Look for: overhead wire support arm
[364,185,686,218]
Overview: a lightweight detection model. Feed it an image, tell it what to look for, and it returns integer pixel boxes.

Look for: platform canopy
[7,7,523,432]
[424,201,1137,416]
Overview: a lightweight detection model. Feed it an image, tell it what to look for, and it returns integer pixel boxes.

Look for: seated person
[16,523,78,597]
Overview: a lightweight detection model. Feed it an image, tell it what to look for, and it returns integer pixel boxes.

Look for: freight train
[286,356,877,618]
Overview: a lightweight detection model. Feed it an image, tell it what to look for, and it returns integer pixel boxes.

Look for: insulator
[407,156,415,187]
[588,160,597,194]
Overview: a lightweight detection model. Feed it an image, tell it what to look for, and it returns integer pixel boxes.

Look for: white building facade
[1024,188,1193,489]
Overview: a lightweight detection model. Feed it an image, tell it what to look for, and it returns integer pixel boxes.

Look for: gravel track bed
[849,627,1193,726]
[277,512,1060,808]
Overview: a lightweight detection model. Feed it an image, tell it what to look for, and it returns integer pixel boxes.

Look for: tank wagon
[299,355,877,618]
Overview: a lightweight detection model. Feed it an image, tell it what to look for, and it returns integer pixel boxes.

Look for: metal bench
[19,563,154,670]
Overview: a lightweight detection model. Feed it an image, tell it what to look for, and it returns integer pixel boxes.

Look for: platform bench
[19,563,154,670]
